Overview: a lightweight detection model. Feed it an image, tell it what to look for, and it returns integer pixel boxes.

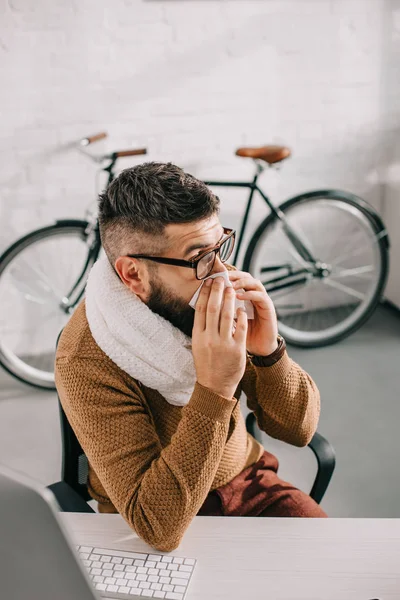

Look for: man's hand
[192,277,248,399]
[228,270,279,357]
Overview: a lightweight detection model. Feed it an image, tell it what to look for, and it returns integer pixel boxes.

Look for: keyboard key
[82,559,91,567]
[104,577,116,585]
[128,580,141,588]
[119,587,130,594]
[149,555,162,562]
[171,578,188,586]
[107,584,118,592]
[89,554,101,561]
[101,555,111,563]
[148,575,159,583]
[172,558,183,564]
[151,582,162,590]
[167,564,178,571]
[136,574,148,581]
[125,572,137,580]
[162,584,174,592]
[137,567,148,574]
[184,559,195,566]
[156,562,164,569]
[117,578,127,586]
[154,593,165,599]
[92,560,102,569]
[129,588,142,595]
[93,576,104,583]
[174,586,186,594]
[123,558,134,565]
[79,552,90,560]
[148,568,159,575]
[80,546,93,554]
[125,566,137,573]
[95,583,107,591]
[139,581,151,589]
[142,591,154,598]
[112,556,123,564]
[147,561,157,568]
[159,577,170,584]
[114,563,125,571]
[160,570,170,577]
[102,569,113,577]
[178,565,192,573]
[165,594,183,600]
[174,571,190,580]
[91,568,101,576]
[162,557,173,563]
[134,559,145,567]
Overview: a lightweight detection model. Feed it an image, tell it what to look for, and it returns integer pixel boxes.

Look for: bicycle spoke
[332,265,374,279]
[322,278,365,301]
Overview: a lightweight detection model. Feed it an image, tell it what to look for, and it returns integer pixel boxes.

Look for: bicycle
[0,134,390,390]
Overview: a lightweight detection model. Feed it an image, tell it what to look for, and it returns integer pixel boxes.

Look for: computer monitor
[0,464,98,600]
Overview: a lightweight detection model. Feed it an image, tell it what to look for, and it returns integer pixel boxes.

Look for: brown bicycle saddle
[235,145,291,164]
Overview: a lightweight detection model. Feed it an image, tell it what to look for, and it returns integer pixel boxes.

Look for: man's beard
[146,275,196,338]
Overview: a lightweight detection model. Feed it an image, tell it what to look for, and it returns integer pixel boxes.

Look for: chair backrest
[58,398,91,502]
[56,329,90,502]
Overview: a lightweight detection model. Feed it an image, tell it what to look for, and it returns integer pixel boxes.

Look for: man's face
[145,216,227,337]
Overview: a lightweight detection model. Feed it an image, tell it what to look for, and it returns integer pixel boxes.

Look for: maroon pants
[198,451,327,518]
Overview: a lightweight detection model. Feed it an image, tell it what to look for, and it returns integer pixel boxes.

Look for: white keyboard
[77,545,196,600]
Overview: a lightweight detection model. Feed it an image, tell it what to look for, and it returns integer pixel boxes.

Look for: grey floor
[0,304,399,518]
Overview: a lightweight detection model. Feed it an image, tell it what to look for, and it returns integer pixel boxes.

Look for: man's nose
[211,254,227,275]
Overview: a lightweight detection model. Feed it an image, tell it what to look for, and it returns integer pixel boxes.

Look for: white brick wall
[1,0,396,254]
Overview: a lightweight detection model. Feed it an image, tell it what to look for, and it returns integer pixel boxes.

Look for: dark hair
[98,162,220,264]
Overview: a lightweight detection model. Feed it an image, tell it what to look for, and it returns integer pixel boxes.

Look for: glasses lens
[219,235,234,262]
[197,252,215,279]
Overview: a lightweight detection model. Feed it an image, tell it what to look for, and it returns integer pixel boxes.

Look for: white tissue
[189,271,255,319]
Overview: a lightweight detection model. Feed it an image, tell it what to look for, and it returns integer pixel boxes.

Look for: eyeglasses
[127,227,236,280]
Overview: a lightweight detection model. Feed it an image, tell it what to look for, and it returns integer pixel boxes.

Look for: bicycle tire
[242,190,389,347]
[0,220,98,389]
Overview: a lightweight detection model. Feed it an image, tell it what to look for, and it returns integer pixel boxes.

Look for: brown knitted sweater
[55,302,320,551]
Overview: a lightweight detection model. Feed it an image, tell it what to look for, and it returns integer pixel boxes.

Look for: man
[55,162,325,553]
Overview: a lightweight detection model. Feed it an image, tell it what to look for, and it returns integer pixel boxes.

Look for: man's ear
[114,256,148,299]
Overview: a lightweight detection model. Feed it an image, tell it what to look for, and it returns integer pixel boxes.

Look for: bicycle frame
[205,167,319,293]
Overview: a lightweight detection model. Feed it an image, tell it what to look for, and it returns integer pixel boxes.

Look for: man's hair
[98,162,220,265]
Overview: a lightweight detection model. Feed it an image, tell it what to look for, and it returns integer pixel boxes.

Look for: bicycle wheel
[242,190,389,347]
[0,220,100,389]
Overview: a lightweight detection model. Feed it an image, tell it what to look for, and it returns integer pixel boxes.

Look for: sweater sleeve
[55,356,236,552]
[240,351,320,447]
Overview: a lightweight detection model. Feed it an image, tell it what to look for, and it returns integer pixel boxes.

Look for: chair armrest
[47,481,95,513]
[245,412,335,504]
[307,431,336,504]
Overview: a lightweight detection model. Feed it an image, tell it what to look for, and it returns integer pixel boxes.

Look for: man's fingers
[206,277,225,332]
[232,276,263,292]
[193,279,212,332]
[233,307,248,344]
[219,286,235,339]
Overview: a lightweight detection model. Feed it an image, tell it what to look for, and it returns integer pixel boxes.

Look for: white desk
[62,514,400,600]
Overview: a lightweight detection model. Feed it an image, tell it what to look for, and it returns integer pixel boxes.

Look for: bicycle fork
[59,221,101,314]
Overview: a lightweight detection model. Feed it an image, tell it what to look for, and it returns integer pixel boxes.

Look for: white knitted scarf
[85,258,196,407]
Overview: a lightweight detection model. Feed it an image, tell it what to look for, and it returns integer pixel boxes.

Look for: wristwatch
[249,335,286,367]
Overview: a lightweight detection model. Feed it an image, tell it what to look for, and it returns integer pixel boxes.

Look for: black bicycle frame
[205,174,318,293]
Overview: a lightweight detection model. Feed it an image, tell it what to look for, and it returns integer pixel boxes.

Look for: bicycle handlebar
[114,148,147,158]
[80,132,108,146]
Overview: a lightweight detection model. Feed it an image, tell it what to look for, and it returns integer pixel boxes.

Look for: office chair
[49,395,335,512]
